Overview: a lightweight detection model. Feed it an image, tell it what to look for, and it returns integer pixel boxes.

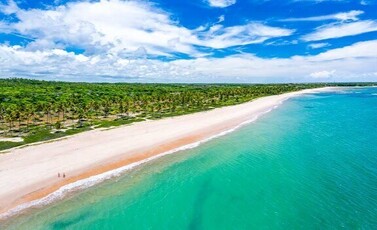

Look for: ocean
[3,87,377,229]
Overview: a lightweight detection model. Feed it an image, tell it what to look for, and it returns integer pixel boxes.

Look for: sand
[0,87,336,218]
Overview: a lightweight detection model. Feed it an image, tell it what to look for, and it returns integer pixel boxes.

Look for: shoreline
[0,87,338,221]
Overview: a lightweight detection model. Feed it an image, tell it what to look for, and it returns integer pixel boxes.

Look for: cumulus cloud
[0,0,291,57]
[0,40,376,82]
[281,10,364,22]
[207,0,236,8]
[310,70,335,79]
[1,0,196,56]
[301,20,377,41]
[172,40,377,81]
[0,45,191,81]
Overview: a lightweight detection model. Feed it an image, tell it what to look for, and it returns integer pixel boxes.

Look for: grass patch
[97,117,145,128]
[0,126,93,152]
[23,126,91,144]
[0,141,24,151]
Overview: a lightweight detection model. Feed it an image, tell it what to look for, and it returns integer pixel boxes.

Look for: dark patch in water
[350,94,372,98]
[313,93,334,97]
[188,177,213,230]
[50,211,91,229]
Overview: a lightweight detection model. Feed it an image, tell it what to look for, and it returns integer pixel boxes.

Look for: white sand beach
[0,87,335,218]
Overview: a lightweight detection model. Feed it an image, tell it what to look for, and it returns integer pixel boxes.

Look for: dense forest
[0,79,375,150]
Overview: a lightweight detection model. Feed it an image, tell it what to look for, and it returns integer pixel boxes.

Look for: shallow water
[3,87,377,229]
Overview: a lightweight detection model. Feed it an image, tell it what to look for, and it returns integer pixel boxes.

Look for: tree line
[0,79,374,136]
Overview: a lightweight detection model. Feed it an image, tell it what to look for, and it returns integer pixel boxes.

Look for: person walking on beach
[63,173,65,178]
[58,173,60,178]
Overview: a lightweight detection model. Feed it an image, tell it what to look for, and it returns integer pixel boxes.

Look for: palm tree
[0,104,5,132]
[57,101,66,122]
[5,105,17,135]
[102,98,111,117]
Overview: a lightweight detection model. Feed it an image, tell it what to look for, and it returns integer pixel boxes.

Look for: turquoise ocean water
[3,87,377,229]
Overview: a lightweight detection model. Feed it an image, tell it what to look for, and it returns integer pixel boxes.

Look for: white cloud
[281,10,364,22]
[197,23,294,49]
[360,0,372,5]
[5,0,197,56]
[217,15,225,23]
[173,40,377,82]
[308,43,330,49]
[311,39,377,60]
[302,20,377,41]
[0,21,8,33]
[207,0,236,8]
[0,40,376,82]
[0,0,291,57]
[310,70,335,79]
[0,0,19,15]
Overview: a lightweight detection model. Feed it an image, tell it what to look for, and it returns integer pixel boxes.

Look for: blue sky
[0,0,376,83]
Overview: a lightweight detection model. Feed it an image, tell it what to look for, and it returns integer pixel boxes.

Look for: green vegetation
[0,78,375,151]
